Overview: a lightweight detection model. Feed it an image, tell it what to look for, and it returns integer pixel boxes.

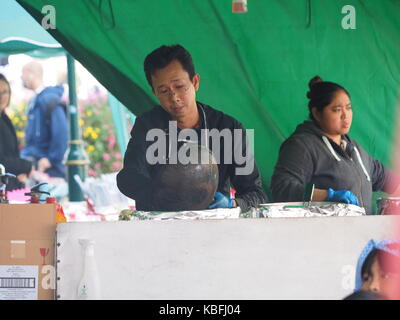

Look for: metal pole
[66,53,89,201]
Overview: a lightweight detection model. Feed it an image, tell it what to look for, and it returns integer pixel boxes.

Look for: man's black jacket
[117,102,267,212]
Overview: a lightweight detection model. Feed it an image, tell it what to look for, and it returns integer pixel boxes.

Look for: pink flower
[108,136,115,150]
[88,168,98,177]
[103,153,111,161]
[114,152,122,159]
[95,163,101,169]
[111,161,122,171]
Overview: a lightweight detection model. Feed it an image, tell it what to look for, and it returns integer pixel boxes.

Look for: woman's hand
[326,188,360,206]
[312,188,360,206]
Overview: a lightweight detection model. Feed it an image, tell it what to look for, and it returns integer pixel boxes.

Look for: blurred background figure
[352,239,400,299]
[20,61,68,179]
[0,73,33,191]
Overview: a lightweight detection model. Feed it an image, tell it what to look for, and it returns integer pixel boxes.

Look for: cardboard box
[0,204,57,300]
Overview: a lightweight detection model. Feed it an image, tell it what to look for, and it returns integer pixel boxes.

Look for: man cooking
[117,44,267,212]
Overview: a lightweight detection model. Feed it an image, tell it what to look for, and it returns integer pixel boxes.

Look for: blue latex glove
[208,192,235,209]
[326,188,360,206]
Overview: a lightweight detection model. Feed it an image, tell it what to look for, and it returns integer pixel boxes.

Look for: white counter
[56,215,399,300]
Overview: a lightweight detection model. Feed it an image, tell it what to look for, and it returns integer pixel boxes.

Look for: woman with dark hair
[270,76,399,214]
[0,73,32,191]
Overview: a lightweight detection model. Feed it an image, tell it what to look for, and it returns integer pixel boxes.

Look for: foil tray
[119,207,242,221]
[256,202,366,218]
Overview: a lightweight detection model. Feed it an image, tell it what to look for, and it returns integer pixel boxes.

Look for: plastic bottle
[77,239,101,300]
[46,197,67,223]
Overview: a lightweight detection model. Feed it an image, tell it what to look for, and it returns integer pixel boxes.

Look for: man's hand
[208,192,235,209]
[38,158,51,172]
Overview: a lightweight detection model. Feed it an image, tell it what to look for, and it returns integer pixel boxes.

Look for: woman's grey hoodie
[271,121,392,214]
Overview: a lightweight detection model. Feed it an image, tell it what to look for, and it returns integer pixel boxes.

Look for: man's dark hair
[151,142,218,211]
[144,44,196,90]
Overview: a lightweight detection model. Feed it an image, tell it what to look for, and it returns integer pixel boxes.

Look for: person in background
[271,76,400,214]
[0,73,33,191]
[117,44,267,212]
[351,239,400,299]
[20,61,68,179]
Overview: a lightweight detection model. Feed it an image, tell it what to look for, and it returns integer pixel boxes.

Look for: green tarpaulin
[15,0,400,205]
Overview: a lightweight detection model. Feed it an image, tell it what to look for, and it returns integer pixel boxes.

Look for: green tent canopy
[15,0,400,205]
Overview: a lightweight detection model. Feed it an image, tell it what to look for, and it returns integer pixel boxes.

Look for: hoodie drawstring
[321,135,371,182]
[353,146,371,182]
[322,136,341,162]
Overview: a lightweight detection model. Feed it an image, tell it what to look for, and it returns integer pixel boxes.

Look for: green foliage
[79,92,123,177]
